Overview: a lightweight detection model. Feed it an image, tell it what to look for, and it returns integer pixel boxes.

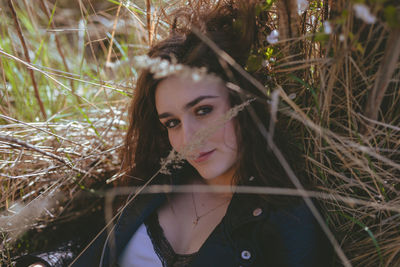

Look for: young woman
[74,1,332,266]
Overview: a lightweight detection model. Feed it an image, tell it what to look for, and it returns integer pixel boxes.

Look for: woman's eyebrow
[184,95,218,110]
[158,95,218,119]
[158,112,173,119]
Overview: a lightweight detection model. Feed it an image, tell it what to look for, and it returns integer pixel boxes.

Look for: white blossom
[297,0,309,15]
[311,15,316,25]
[133,54,219,83]
[353,4,377,24]
[122,0,132,7]
[323,21,332,34]
[266,30,279,44]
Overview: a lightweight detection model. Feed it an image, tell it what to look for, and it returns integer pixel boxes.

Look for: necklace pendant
[193,217,199,225]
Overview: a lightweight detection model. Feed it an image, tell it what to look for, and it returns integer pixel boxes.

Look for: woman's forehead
[155,75,228,108]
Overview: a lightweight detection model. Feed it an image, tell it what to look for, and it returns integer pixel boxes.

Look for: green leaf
[289,74,320,115]
[339,212,383,264]
[315,32,330,44]
[384,5,400,28]
[246,54,263,72]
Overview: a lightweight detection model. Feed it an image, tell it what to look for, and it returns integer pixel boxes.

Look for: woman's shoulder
[266,200,334,266]
[224,194,333,266]
[72,193,166,266]
[268,199,319,226]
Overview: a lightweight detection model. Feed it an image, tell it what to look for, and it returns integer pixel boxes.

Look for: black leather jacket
[69,191,332,267]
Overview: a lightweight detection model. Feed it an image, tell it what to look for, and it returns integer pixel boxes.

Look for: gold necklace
[191,191,230,226]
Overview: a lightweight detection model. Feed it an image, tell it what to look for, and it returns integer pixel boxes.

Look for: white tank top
[119,223,162,267]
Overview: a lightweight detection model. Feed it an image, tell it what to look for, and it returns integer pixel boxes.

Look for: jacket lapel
[223,193,268,233]
[101,189,269,266]
[191,193,269,267]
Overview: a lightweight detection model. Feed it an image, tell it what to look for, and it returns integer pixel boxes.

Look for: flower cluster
[266,29,279,44]
[353,3,377,24]
[159,150,186,175]
[134,54,219,83]
[297,0,309,15]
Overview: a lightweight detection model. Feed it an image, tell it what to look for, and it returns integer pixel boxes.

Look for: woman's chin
[194,168,236,185]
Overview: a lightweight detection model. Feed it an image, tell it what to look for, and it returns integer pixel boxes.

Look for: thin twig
[7,0,47,119]
[102,184,400,214]
[0,135,89,175]
[0,49,98,109]
[0,114,86,148]
[363,28,400,133]
[106,1,122,67]
[357,112,400,132]
[39,0,75,93]
[0,55,12,116]
[146,0,152,46]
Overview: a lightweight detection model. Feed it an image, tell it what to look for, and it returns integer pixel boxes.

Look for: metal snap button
[241,250,251,260]
[253,207,262,217]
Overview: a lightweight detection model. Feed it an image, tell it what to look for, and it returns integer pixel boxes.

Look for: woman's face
[155,75,238,184]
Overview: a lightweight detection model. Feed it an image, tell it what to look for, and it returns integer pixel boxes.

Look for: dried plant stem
[103,184,400,214]
[106,1,122,66]
[39,0,75,94]
[7,0,47,119]
[0,114,84,147]
[0,56,12,116]
[277,0,299,40]
[323,0,330,20]
[0,49,96,108]
[0,135,88,175]
[276,0,301,64]
[363,28,400,133]
[146,0,152,46]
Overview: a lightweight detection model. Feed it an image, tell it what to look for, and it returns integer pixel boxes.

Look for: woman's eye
[196,106,213,116]
[164,119,179,129]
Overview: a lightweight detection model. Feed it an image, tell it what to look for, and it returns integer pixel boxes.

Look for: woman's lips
[193,149,216,163]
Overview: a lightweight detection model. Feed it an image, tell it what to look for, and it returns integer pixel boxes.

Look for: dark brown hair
[121,0,306,203]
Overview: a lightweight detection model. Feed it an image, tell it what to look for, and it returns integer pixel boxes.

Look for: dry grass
[1,0,400,266]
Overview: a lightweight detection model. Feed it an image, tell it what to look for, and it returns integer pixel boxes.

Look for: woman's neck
[191,168,235,199]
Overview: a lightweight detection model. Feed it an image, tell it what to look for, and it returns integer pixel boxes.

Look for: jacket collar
[223,191,269,233]
[101,181,270,265]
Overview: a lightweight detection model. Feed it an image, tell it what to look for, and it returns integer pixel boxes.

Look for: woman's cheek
[168,132,181,152]
[222,120,238,152]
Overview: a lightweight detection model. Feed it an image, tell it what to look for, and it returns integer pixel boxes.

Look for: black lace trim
[144,212,197,267]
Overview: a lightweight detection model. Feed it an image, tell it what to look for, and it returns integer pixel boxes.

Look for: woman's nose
[181,119,198,148]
